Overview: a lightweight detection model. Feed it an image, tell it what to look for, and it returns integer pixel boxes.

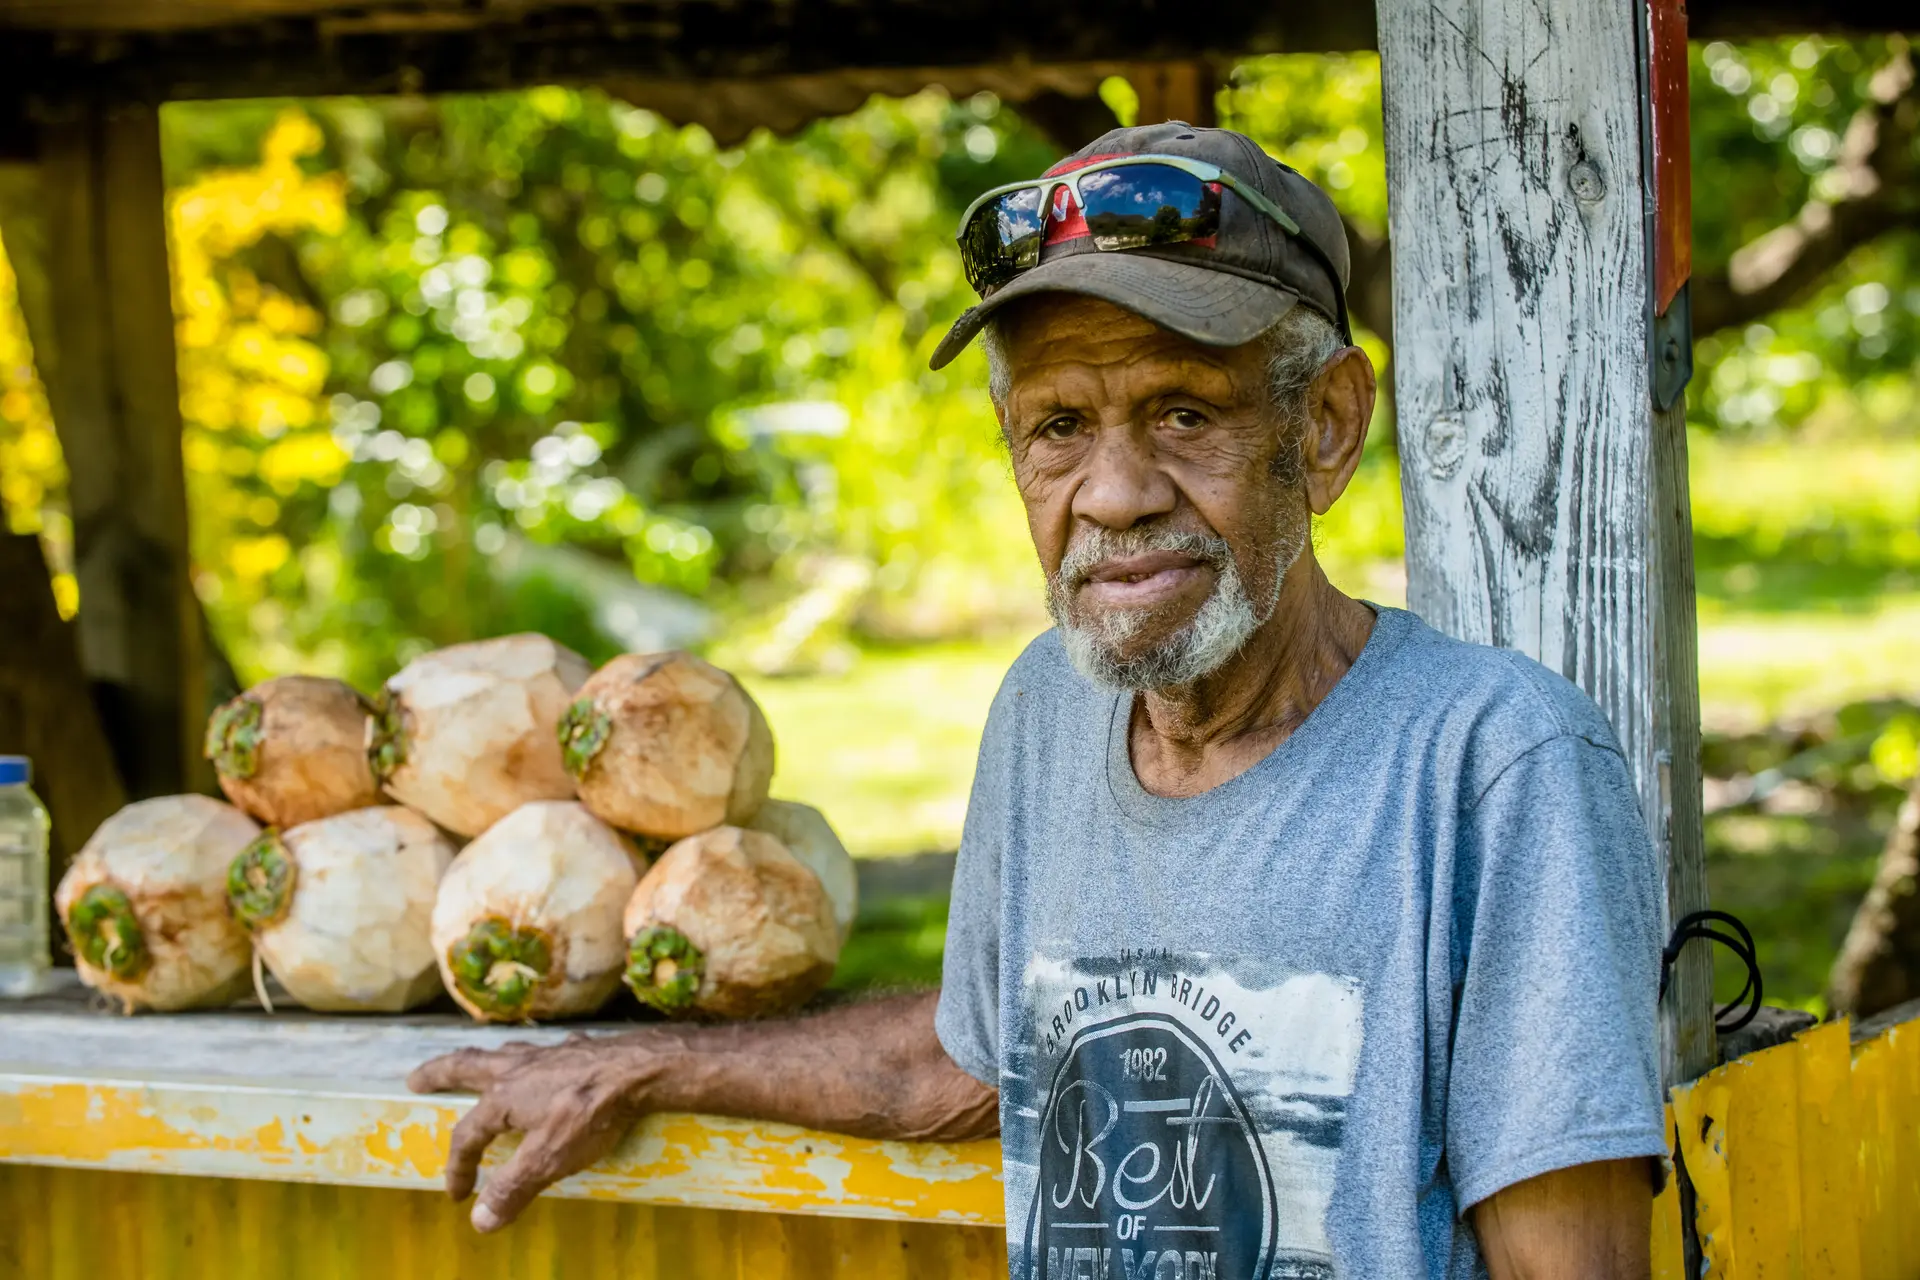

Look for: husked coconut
[622,825,839,1019]
[205,676,382,828]
[55,795,260,1013]
[430,801,645,1022]
[748,800,858,943]
[228,806,457,1012]
[559,652,774,840]
[369,633,590,836]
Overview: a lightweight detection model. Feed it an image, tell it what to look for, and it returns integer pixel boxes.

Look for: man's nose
[1070,428,1177,530]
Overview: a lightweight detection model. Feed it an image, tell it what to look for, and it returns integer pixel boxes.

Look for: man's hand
[408,1033,658,1231]
[1470,1158,1653,1280]
[408,990,998,1232]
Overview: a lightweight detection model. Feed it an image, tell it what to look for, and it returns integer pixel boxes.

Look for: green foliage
[1704,696,1917,1009]
[1691,37,1919,436]
[1220,53,1386,236]
[155,88,1060,686]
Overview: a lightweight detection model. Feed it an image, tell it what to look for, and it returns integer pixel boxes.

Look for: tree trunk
[1828,772,1920,1019]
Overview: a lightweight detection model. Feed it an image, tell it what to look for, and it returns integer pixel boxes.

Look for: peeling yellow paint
[1674,1072,1736,1277]
[0,1073,1005,1225]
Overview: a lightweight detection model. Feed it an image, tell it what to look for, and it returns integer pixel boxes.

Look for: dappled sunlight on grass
[1698,594,1920,730]
[743,633,1039,856]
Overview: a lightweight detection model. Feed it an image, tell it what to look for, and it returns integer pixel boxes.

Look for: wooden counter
[0,974,1007,1279]
[8,974,1920,1279]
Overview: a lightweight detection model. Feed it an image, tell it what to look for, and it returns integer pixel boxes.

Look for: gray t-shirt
[936,606,1665,1280]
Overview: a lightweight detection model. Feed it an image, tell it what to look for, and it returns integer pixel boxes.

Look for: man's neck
[1128,554,1376,799]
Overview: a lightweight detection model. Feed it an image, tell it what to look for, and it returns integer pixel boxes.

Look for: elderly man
[412,123,1665,1279]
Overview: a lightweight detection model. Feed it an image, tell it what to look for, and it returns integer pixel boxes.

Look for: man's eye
[1166,409,1207,431]
[1037,416,1081,440]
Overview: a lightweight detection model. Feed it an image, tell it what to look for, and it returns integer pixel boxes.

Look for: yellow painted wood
[0,1163,1009,1280]
[1674,1070,1737,1278]
[1852,1033,1898,1280]
[1724,1031,1806,1276]
[1888,1023,1920,1279]
[0,1071,1004,1225]
[1794,1020,1861,1280]
[15,1015,1920,1276]
[1650,1104,1687,1280]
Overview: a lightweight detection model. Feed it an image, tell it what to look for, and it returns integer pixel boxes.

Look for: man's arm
[408,989,997,1231]
[1470,1159,1653,1280]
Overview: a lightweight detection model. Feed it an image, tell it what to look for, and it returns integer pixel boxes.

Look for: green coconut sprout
[226,833,296,930]
[625,925,706,1014]
[68,883,151,980]
[447,918,554,1019]
[366,689,408,783]
[557,697,612,779]
[204,696,266,780]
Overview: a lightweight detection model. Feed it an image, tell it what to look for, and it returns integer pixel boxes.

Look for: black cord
[1660,909,1763,1035]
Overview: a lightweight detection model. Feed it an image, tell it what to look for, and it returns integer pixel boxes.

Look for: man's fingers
[443,1099,508,1203]
[471,1127,575,1232]
[408,1048,506,1095]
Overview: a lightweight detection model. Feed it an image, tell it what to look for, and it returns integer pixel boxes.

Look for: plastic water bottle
[0,755,52,997]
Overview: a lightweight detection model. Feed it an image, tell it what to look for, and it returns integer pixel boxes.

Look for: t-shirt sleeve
[1445,732,1668,1212]
[934,681,1016,1090]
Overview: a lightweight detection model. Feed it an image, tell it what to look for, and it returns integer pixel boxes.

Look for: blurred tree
[0,39,1914,693]
[151,87,1060,685]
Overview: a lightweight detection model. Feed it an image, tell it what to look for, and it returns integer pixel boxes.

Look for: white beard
[1046,520,1305,691]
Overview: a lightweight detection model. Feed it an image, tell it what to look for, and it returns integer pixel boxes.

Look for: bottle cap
[0,756,30,785]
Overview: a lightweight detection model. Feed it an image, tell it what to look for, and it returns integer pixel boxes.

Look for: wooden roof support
[0,103,208,801]
[1377,0,1714,1092]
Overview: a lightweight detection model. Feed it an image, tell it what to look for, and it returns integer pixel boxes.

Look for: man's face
[995,295,1316,690]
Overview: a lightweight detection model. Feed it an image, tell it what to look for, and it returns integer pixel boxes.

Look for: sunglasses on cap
[955,152,1350,340]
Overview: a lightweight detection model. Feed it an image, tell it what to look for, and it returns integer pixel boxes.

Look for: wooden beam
[1,103,207,801]
[0,2,1904,115]
[1130,62,1218,129]
[1375,0,1713,1083]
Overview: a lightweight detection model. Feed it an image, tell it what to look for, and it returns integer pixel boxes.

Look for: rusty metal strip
[0,1071,1005,1226]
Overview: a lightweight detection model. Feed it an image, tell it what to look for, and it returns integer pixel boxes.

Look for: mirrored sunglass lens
[962,188,1045,290]
[1078,166,1217,249]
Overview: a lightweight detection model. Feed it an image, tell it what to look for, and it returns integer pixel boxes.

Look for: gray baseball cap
[930,121,1352,371]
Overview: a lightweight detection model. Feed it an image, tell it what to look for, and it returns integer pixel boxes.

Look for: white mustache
[1056,525,1234,595]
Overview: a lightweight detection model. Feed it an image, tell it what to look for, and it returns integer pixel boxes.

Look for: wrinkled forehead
[996,295,1259,400]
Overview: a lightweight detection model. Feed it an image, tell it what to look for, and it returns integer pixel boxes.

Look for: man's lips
[1084,551,1204,583]
[1075,551,1213,607]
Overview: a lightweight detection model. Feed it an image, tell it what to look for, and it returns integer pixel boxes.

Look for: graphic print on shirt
[1005,951,1363,1280]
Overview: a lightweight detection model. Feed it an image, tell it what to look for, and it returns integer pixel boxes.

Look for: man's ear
[1301,347,1376,516]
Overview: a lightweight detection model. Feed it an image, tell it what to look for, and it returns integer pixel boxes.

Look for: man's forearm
[410,987,999,1229]
[616,990,998,1142]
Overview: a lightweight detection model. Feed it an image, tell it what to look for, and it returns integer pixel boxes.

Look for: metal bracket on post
[1654,279,1693,411]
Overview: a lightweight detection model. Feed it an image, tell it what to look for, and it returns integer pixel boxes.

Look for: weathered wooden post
[0,100,207,802]
[1375,0,1712,1083]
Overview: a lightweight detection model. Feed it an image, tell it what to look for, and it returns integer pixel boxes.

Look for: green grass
[742,634,1038,857]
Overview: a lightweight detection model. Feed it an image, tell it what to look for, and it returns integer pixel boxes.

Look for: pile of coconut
[56,637,856,1023]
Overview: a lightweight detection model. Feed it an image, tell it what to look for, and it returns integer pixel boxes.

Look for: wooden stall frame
[1376,0,1714,1085]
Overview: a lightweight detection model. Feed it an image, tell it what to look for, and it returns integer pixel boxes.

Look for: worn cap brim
[929,253,1302,371]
